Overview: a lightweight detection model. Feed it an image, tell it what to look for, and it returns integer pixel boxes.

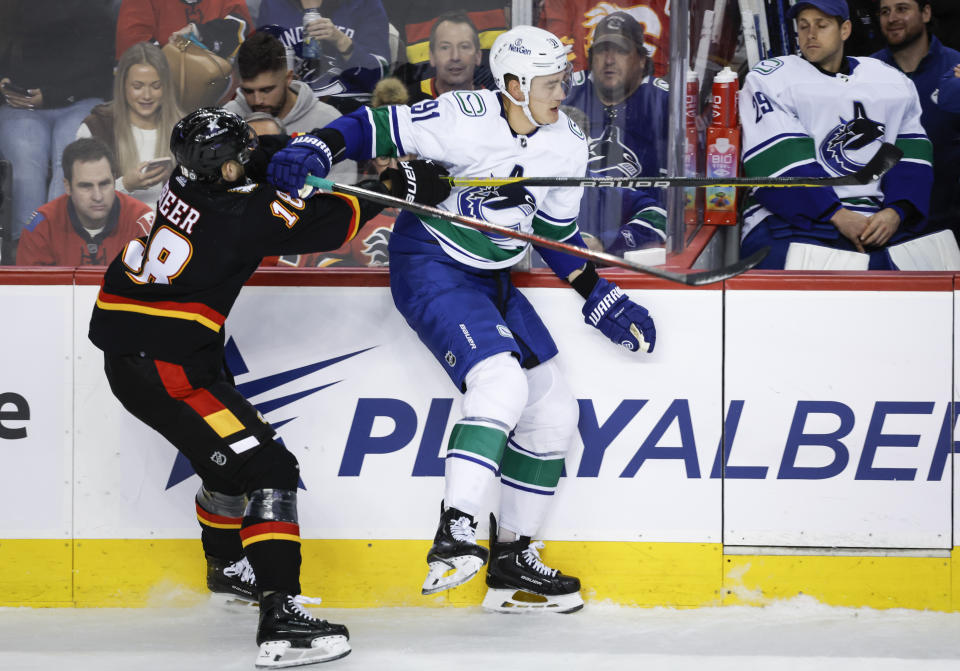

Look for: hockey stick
[447,142,902,190]
[303,176,768,286]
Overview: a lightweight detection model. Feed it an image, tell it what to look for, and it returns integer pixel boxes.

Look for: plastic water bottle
[710,66,739,129]
[302,9,322,59]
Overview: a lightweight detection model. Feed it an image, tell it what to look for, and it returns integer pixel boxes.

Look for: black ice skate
[482,514,583,614]
[255,592,351,668]
[421,503,489,595]
[207,555,258,605]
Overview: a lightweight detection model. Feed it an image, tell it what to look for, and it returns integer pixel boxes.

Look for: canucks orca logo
[458,183,536,243]
[820,101,886,174]
[588,124,641,177]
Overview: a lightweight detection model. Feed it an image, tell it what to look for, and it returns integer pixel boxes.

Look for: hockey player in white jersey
[738,0,947,270]
[267,25,657,613]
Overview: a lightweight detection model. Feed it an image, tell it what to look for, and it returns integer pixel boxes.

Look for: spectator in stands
[16,139,154,266]
[871,0,960,239]
[116,0,253,61]
[386,1,507,95]
[408,11,484,104]
[222,30,356,181]
[538,1,670,79]
[563,12,668,255]
[76,43,182,210]
[256,0,390,112]
[738,0,951,270]
[0,0,114,264]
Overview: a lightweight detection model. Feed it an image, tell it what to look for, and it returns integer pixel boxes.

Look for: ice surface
[2,595,959,670]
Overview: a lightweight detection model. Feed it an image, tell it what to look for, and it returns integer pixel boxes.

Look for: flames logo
[359,226,392,266]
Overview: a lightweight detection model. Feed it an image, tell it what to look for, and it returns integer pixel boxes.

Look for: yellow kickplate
[723,553,953,611]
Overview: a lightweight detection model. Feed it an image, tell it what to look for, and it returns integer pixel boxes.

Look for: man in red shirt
[115,0,252,60]
[17,139,154,266]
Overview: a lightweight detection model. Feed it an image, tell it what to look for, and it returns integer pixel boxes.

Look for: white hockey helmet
[490,25,571,127]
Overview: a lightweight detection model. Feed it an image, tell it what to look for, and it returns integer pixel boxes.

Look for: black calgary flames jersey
[89,172,374,363]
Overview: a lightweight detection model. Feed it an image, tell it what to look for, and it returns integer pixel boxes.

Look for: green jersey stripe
[743,136,817,177]
[531,216,578,241]
[895,137,933,163]
[369,107,399,158]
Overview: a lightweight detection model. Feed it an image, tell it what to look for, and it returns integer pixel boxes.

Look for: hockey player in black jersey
[88,108,450,668]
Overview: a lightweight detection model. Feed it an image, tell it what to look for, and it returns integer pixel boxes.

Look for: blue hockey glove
[582,278,656,353]
[267,134,333,195]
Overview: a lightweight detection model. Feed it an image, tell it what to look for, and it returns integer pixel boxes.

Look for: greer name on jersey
[344,89,589,269]
[738,55,933,239]
[89,174,370,364]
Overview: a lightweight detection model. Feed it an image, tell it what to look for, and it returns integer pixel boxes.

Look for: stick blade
[853,142,903,185]
[674,246,769,286]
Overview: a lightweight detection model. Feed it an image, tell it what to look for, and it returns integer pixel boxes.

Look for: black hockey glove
[380,160,451,206]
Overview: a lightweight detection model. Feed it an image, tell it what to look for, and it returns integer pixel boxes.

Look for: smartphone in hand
[2,82,33,96]
[140,157,173,174]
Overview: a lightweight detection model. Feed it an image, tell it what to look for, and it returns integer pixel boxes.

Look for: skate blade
[209,592,259,609]
[481,587,584,614]
[255,636,351,668]
[421,556,485,595]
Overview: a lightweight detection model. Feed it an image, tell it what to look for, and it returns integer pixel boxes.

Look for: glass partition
[1,1,952,271]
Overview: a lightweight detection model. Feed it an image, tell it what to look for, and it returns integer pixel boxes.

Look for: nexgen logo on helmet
[509,39,532,55]
[491,26,571,128]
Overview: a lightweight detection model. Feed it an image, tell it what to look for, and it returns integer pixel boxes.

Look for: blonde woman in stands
[76,42,182,208]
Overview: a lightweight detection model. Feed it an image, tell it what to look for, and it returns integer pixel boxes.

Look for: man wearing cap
[870,0,960,241]
[736,0,955,270]
[562,11,669,257]
[539,1,671,78]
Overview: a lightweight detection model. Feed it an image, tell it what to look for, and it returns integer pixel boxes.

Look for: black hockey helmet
[170,107,258,182]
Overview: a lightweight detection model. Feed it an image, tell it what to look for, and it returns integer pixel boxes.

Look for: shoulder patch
[652,77,669,92]
[452,91,487,117]
[752,58,785,75]
[228,183,260,193]
[567,115,585,140]
[24,210,44,232]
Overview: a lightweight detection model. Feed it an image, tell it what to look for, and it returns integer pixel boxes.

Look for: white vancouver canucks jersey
[359,88,589,269]
[738,55,933,237]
